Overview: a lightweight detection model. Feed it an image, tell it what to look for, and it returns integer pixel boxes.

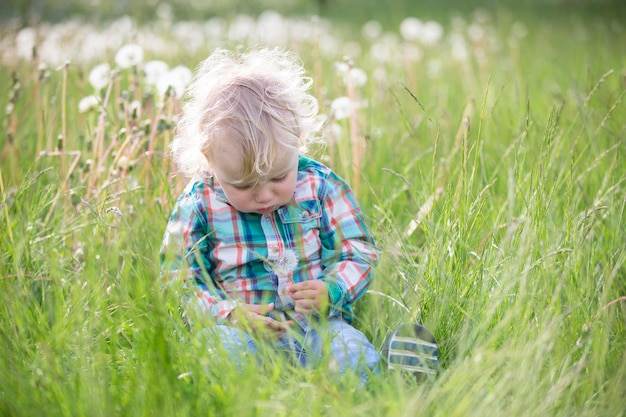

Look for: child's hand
[287,280,329,316]
[228,303,292,339]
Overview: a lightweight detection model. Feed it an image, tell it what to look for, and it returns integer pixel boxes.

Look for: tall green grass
[1,5,624,417]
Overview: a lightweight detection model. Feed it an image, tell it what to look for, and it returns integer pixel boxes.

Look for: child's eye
[232,183,254,190]
[272,175,288,183]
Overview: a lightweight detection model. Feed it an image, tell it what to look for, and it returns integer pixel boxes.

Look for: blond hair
[171,47,325,178]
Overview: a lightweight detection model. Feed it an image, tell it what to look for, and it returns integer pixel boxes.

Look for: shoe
[381,322,439,381]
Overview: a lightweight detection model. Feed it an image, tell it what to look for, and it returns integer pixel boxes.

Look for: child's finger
[291,289,316,300]
[245,303,275,316]
[294,299,314,314]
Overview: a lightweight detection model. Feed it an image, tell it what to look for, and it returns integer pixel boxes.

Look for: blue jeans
[203,318,380,383]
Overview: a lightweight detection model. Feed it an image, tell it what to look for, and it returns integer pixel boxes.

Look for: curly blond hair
[171,47,325,178]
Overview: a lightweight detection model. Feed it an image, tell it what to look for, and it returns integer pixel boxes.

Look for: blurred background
[1,0,624,28]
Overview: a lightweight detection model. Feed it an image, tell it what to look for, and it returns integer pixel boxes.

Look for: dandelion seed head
[421,21,444,46]
[362,20,382,40]
[204,17,227,40]
[256,10,288,46]
[403,43,423,63]
[334,61,350,75]
[78,95,100,113]
[273,249,298,275]
[450,34,470,61]
[117,155,130,170]
[468,23,485,42]
[400,17,423,42]
[348,67,367,87]
[370,42,390,63]
[331,96,355,120]
[373,67,387,83]
[16,27,36,59]
[88,63,111,90]
[115,43,144,68]
[228,14,256,42]
[157,65,192,99]
[327,122,343,140]
[143,60,169,86]
[289,19,314,43]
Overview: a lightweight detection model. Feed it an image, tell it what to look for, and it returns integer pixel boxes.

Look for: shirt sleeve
[317,170,379,320]
[159,189,239,323]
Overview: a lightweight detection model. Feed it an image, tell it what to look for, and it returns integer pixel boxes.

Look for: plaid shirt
[160,156,378,327]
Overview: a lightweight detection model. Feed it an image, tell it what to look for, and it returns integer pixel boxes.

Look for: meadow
[1,1,625,416]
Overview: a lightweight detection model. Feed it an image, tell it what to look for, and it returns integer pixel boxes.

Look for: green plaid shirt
[160,156,378,327]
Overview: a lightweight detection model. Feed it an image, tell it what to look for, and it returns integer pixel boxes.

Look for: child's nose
[254,185,273,203]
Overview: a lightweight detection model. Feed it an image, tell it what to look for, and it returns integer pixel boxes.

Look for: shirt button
[271,246,279,254]
[301,210,309,219]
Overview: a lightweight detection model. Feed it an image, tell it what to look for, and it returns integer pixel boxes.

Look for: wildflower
[15,27,36,59]
[129,100,141,119]
[273,249,298,275]
[334,61,350,75]
[403,44,423,63]
[116,155,130,171]
[157,65,192,99]
[336,62,368,87]
[370,42,391,63]
[327,122,343,141]
[420,21,444,46]
[78,95,100,113]
[88,63,111,90]
[348,67,367,87]
[256,10,288,46]
[400,17,423,42]
[362,20,382,40]
[228,14,256,42]
[115,43,143,68]
[370,33,400,63]
[450,34,470,61]
[143,60,169,86]
[330,96,356,120]
[468,23,485,42]
[204,17,226,40]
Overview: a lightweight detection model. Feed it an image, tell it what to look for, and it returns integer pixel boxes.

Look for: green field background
[1,1,624,416]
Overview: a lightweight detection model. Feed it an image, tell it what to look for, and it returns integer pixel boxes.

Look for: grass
[1,2,625,417]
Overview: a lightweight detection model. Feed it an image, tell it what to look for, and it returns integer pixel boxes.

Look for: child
[160,47,380,383]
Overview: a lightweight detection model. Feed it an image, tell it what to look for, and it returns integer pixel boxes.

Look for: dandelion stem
[0,167,14,247]
[60,62,68,190]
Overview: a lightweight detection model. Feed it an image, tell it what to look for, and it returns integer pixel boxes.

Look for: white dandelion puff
[78,95,100,113]
[420,21,444,46]
[468,23,485,42]
[157,65,192,99]
[328,122,343,141]
[403,44,423,63]
[362,20,382,40]
[16,27,37,59]
[88,63,111,90]
[348,67,367,87]
[115,43,144,68]
[334,61,350,75]
[400,17,423,42]
[274,249,298,275]
[331,96,356,120]
[450,33,470,61]
[143,60,169,86]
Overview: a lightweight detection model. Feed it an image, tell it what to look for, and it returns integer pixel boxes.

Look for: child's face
[209,141,299,214]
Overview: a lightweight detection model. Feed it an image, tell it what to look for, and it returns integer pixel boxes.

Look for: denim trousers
[203,317,380,383]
